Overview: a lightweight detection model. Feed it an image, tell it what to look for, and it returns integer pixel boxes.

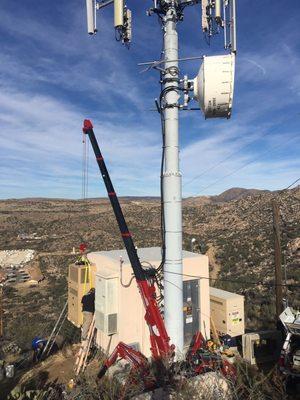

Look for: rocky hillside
[210,187,269,203]
[0,187,299,348]
[183,187,300,330]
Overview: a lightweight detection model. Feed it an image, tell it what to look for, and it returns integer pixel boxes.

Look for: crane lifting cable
[82,132,89,199]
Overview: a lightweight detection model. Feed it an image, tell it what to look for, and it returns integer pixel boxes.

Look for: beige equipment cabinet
[67,262,96,328]
[210,287,244,337]
[88,247,210,358]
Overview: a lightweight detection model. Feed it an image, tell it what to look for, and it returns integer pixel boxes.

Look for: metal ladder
[74,314,96,376]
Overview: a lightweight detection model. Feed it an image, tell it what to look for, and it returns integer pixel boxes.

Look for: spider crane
[82,119,236,385]
[82,119,174,379]
[82,0,237,388]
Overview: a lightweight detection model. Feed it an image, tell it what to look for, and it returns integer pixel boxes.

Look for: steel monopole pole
[162,1,184,353]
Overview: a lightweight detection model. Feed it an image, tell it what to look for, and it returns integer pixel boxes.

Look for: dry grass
[63,358,289,400]
[5,357,292,400]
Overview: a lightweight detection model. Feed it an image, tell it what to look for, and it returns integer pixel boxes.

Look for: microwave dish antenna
[193,53,235,119]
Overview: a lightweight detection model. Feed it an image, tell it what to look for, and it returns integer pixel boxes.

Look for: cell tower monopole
[84,0,237,353]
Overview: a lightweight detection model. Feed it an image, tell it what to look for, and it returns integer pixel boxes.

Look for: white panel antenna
[215,0,222,22]
[86,0,97,35]
[85,0,131,45]
[201,0,209,32]
[193,53,235,119]
[229,0,237,53]
[114,0,124,28]
[124,8,132,43]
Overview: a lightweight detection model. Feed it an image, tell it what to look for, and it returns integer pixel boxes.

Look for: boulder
[131,372,233,400]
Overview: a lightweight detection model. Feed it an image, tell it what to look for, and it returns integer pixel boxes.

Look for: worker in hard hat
[32,337,47,363]
[81,288,95,341]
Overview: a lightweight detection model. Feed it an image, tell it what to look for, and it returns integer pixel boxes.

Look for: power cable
[194,135,298,195]
[163,269,300,289]
[183,130,271,188]
[157,32,167,276]
[145,178,298,292]
[178,177,299,303]
[159,101,166,273]
[280,177,300,192]
[229,176,300,221]
[274,178,300,305]
[277,177,300,206]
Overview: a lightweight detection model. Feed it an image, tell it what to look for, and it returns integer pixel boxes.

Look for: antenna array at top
[201,0,236,53]
[85,1,236,53]
[85,0,131,45]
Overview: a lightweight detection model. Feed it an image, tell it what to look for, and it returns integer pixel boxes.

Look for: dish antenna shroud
[193,53,235,119]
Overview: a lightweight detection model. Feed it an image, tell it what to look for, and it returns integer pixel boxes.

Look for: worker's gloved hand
[97,365,108,380]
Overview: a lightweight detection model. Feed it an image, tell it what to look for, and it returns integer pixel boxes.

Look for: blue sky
[0,0,299,199]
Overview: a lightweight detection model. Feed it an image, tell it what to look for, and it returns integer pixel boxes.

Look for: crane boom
[82,119,174,365]
[83,119,146,282]
[82,119,236,384]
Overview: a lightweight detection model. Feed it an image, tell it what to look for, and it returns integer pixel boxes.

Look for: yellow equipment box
[67,262,96,328]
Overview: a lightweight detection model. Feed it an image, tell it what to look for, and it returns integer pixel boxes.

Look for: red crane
[82,119,236,384]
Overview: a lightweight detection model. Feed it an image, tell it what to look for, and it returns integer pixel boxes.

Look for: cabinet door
[183,279,199,345]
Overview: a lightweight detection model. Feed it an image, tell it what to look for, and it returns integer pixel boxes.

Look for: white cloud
[0,2,299,199]
[0,86,162,198]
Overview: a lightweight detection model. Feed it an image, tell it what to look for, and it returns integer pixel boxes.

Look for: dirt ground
[2,345,80,398]
[1,344,104,399]
[20,347,77,385]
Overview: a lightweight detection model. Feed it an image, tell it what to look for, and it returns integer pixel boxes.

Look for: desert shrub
[232,360,287,400]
